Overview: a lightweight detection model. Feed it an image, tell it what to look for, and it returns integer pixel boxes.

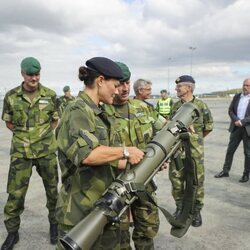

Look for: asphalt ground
[0,98,249,250]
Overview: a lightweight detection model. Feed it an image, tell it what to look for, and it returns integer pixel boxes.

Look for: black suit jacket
[228,93,250,136]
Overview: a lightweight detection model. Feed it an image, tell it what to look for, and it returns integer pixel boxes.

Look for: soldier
[155,89,173,119]
[1,57,59,249]
[133,79,160,123]
[169,75,213,227]
[133,78,154,107]
[104,62,166,250]
[55,57,144,250]
[56,85,75,118]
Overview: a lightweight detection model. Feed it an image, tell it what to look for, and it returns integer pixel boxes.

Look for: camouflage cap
[175,75,195,84]
[63,85,70,92]
[21,57,41,75]
[116,62,131,82]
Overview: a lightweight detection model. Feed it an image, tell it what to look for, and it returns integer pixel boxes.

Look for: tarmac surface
[0,98,250,250]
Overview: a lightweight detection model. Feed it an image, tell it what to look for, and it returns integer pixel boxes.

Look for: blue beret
[86,57,123,80]
[175,75,195,84]
[21,57,41,75]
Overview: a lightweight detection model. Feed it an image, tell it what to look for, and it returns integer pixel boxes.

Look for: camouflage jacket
[104,99,166,149]
[56,91,116,226]
[56,91,115,182]
[1,83,59,158]
[171,96,213,156]
[56,95,75,118]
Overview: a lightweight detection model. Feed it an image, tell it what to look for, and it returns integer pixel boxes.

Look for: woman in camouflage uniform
[56,57,144,250]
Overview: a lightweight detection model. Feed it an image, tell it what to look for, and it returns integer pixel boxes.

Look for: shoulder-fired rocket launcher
[60,102,200,250]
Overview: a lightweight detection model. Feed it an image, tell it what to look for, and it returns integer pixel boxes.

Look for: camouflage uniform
[105,99,165,250]
[56,95,75,118]
[1,83,59,232]
[169,97,213,212]
[56,91,120,250]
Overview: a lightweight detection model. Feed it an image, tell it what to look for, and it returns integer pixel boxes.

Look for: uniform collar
[181,95,195,103]
[77,91,103,115]
[15,82,46,97]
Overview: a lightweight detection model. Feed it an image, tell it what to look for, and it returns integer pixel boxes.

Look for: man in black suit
[215,78,250,182]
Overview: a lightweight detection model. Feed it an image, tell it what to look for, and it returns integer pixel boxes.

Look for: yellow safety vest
[157,98,172,115]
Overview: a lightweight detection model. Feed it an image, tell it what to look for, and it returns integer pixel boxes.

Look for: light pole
[189,46,196,75]
[167,57,171,93]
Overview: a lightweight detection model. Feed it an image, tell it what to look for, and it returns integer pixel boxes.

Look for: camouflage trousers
[120,185,160,250]
[3,153,58,232]
[56,222,121,250]
[169,155,205,212]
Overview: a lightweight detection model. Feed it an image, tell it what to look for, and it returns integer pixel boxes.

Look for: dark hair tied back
[78,66,88,81]
[78,66,101,86]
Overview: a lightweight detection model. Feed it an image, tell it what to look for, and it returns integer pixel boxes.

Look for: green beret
[115,62,131,82]
[86,57,123,80]
[21,57,41,75]
[63,85,70,92]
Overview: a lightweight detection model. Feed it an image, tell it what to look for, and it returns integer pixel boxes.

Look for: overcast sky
[1,0,250,96]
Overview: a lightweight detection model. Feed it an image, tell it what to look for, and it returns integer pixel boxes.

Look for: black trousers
[223,127,250,175]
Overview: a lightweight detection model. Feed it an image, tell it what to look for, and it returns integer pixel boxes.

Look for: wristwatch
[123,146,130,159]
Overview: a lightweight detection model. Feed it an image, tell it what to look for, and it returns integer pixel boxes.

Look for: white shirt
[237,93,250,120]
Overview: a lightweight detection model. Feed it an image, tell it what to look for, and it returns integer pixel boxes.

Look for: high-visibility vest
[157,98,172,115]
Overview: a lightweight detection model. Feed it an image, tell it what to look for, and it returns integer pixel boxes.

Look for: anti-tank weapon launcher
[61,102,200,250]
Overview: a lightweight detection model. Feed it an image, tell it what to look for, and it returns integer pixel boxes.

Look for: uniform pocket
[13,105,27,126]
[135,117,153,144]
[95,125,108,145]
[39,102,54,124]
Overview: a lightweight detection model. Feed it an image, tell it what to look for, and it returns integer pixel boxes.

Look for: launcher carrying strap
[170,132,198,237]
[139,131,198,238]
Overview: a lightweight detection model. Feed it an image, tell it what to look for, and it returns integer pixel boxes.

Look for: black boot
[239,173,249,183]
[50,224,58,245]
[214,171,229,178]
[192,211,202,227]
[1,232,19,250]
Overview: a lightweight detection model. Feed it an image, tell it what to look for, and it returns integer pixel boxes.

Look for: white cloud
[0,0,250,96]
